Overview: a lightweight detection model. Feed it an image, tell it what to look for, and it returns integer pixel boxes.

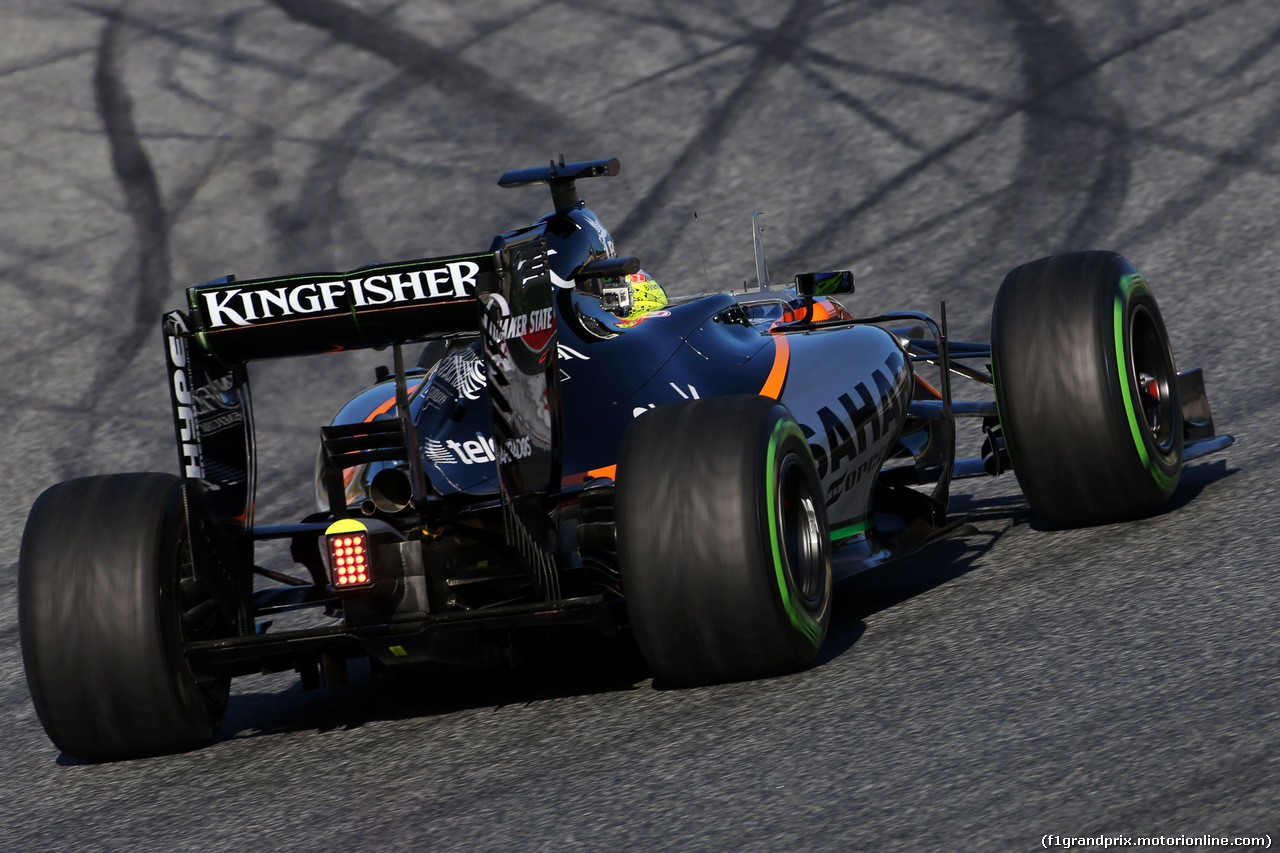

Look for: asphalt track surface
[2,2,1278,850]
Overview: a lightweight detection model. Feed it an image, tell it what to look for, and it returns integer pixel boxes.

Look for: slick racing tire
[19,473,231,761]
[991,251,1182,528]
[615,395,832,686]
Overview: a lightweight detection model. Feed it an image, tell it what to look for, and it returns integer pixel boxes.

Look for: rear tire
[991,251,1182,528]
[19,473,231,761]
[616,395,832,686]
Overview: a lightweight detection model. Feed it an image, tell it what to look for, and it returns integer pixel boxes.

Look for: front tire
[19,473,231,761]
[991,251,1182,528]
[615,395,832,686]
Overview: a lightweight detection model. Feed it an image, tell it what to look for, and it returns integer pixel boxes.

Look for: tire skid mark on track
[73,2,324,84]
[776,0,1243,276]
[1112,99,1280,251]
[791,59,951,162]
[272,70,423,270]
[264,0,578,140]
[993,0,1132,255]
[817,187,1009,273]
[1223,16,1280,77]
[611,0,858,248]
[151,19,275,228]
[768,0,1239,285]
[1021,78,1280,185]
[446,1,552,50]
[776,112,1014,275]
[93,9,170,328]
[0,45,94,79]
[599,10,752,100]
[59,6,173,478]
[790,13,1280,181]
[796,44,1003,108]
[144,12,389,270]
[788,46,998,210]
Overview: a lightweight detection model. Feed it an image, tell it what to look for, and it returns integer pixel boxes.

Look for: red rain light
[328,532,372,587]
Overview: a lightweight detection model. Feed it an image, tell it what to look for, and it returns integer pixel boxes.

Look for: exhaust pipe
[368,466,414,514]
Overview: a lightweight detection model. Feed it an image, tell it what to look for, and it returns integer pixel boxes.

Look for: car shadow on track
[819,458,1238,664]
[817,497,1029,667]
[216,630,654,744]
[822,458,1235,638]
[1164,458,1236,514]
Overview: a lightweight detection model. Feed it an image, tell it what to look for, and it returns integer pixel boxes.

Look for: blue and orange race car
[19,157,1231,761]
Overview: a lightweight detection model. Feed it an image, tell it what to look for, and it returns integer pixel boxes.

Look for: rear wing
[163,237,562,583]
[185,251,500,365]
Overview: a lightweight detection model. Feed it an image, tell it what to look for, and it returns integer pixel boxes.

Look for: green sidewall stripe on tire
[1114,274,1175,492]
[830,519,872,541]
[765,419,823,647]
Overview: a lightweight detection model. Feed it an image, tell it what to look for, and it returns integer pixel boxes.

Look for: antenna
[693,212,710,291]
[752,211,769,291]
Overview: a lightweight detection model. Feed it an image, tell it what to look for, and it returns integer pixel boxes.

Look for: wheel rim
[776,452,826,608]
[1128,304,1176,455]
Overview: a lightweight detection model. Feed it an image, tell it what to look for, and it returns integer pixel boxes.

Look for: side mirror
[794,270,853,296]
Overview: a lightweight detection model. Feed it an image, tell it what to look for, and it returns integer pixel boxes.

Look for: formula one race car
[19,157,1232,762]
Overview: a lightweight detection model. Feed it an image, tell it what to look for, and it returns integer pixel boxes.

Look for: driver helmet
[624,270,667,319]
